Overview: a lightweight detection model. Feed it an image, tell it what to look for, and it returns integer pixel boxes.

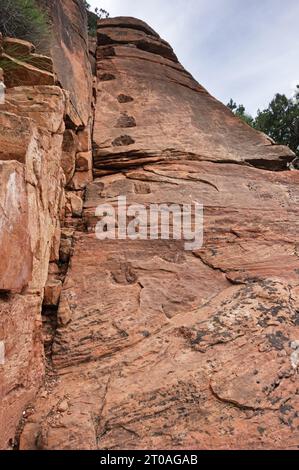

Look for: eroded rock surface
[0,1,94,449]
[0,87,67,448]
[93,18,293,174]
[37,0,93,128]
[17,17,299,450]
[0,160,32,293]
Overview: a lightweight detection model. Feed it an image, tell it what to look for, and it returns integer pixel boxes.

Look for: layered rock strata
[0,83,66,449]
[0,2,94,448]
[16,17,299,450]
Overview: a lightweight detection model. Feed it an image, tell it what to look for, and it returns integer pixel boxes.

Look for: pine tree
[227,86,299,156]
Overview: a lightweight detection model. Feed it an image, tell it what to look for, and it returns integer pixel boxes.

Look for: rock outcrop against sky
[0,3,299,450]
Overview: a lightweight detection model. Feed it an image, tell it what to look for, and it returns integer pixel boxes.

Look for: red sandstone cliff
[0,0,95,448]
[0,4,299,450]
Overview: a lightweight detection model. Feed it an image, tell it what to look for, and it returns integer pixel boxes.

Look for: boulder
[61,129,78,185]
[76,151,92,172]
[44,278,62,307]
[69,170,93,190]
[66,192,83,218]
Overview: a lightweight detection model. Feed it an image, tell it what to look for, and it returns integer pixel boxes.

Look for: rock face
[0,2,94,449]
[37,0,93,128]
[0,160,32,292]
[0,88,67,448]
[0,35,55,88]
[15,16,299,451]
[1,8,299,449]
[93,17,293,174]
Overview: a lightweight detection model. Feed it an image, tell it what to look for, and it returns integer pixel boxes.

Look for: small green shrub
[0,0,49,50]
[83,2,110,37]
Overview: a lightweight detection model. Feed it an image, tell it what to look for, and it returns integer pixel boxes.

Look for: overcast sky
[89,0,299,116]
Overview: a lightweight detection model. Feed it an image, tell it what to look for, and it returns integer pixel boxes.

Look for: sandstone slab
[27,54,53,73]
[20,158,299,449]
[93,23,293,172]
[0,294,44,449]
[0,82,67,448]
[38,0,93,127]
[18,17,299,451]
[0,111,36,163]
[3,37,35,57]
[0,161,32,293]
[0,53,55,88]
[0,86,66,133]
[97,17,160,38]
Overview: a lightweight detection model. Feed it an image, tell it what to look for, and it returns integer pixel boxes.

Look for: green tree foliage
[255,93,299,156]
[227,87,299,156]
[83,2,109,36]
[0,0,49,50]
[227,99,254,127]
